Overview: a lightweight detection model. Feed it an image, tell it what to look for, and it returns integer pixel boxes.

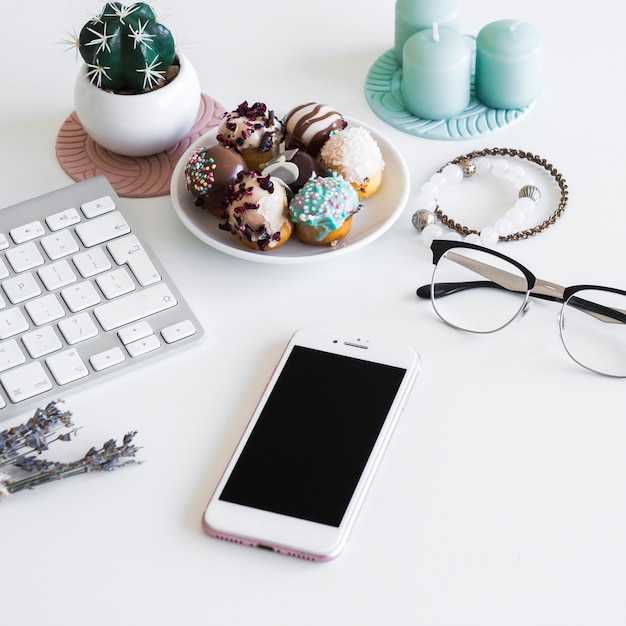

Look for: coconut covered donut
[289,172,361,246]
[220,171,292,251]
[284,102,347,157]
[216,101,283,172]
[319,126,385,200]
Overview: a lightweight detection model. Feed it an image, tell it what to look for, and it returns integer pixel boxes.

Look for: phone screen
[218,346,407,527]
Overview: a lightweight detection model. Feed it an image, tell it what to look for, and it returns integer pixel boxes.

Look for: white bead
[479,226,499,246]
[491,159,510,178]
[495,216,514,236]
[508,174,528,189]
[506,206,525,229]
[514,197,535,213]
[474,157,492,175]
[421,224,443,247]
[507,164,525,184]
[442,163,464,184]
[430,172,448,189]
[523,202,538,219]
[420,181,439,197]
[443,231,463,242]
[464,233,482,245]
[415,194,437,212]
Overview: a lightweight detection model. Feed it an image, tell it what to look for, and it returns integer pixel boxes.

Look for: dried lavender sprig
[0,472,10,500]
[0,401,76,468]
[1,431,143,497]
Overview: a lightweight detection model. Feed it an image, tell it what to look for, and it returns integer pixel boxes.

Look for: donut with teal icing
[289,173,361,245]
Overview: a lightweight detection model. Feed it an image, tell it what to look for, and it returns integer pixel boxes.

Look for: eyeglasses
[417,239,626,377]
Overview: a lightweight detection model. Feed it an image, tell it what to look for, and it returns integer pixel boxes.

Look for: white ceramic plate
[169,116,410,264]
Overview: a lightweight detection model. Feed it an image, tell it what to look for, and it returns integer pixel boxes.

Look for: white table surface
[2,1,625,624]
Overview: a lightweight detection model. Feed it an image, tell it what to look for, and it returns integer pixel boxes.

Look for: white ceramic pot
[74,53,201,157]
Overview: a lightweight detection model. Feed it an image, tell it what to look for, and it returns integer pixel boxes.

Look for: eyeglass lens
[431,247,530,333]
[560,288,626,377]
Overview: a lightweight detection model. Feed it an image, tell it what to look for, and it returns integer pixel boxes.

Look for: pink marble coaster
[55,93,225,198]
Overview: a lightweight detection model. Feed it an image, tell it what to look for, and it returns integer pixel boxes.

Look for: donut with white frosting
[319,126,385,199]
[220,171,292,251]
[216,101,283,172]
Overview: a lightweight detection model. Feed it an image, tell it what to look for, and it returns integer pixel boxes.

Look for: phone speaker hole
[213,533,249,547]
[281,550,317,561]
[344,341,368,349]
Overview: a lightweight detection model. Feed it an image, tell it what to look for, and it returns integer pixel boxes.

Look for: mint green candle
[394,0,461,64]
[401,24,471,120]
[475,20,543,109]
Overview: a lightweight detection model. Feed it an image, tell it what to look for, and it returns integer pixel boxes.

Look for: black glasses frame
[417,239,626,375]
[419,240,626,312]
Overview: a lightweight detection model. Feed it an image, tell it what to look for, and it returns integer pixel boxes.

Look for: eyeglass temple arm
[416,278,564,303]
[416,252,562,300]
[416,252,626,323]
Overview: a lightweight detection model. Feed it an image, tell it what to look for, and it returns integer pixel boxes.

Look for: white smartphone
[202,327,421,561]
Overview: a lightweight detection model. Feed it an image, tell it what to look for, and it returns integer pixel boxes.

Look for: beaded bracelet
[412,148,569,246]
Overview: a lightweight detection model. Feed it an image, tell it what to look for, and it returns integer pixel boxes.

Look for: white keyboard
[0,176,204,421]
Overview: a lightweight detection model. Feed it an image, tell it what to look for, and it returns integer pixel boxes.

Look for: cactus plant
[77,2,177,93]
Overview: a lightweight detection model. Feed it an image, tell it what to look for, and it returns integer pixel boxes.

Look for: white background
[2,1,625,624]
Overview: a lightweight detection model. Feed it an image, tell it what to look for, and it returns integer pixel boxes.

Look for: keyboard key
[0,307,29,339]
[90,347,126,371]
[41,230,79,260]
[162,320,197,344]
[46,349,89,385]
[0,362,53,403]
[22,326,63,358]
[126,334,160,358]
[0,258,8,280]
[108,235,161,286]
[94,283,177,331]
[118,321,153,345]
[73,247,111,278]
[5,241,45,272]
[38,259,77,291]
[46,208,81,231]
[0,234,9,250]
[25,293,65,326]
[75,211,130,247]
[96,267,136,299]
[61,281,102,312]
[10,221,45,244]
[58,312,99,345]
[3,272,41,304]
[81,195,116,218]
[0,339,26,373]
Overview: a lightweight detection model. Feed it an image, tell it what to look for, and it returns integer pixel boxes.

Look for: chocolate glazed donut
[184,144,247,216]
[284,103,347,157]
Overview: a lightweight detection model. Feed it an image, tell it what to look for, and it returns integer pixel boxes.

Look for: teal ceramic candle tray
[364,47,532,141]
